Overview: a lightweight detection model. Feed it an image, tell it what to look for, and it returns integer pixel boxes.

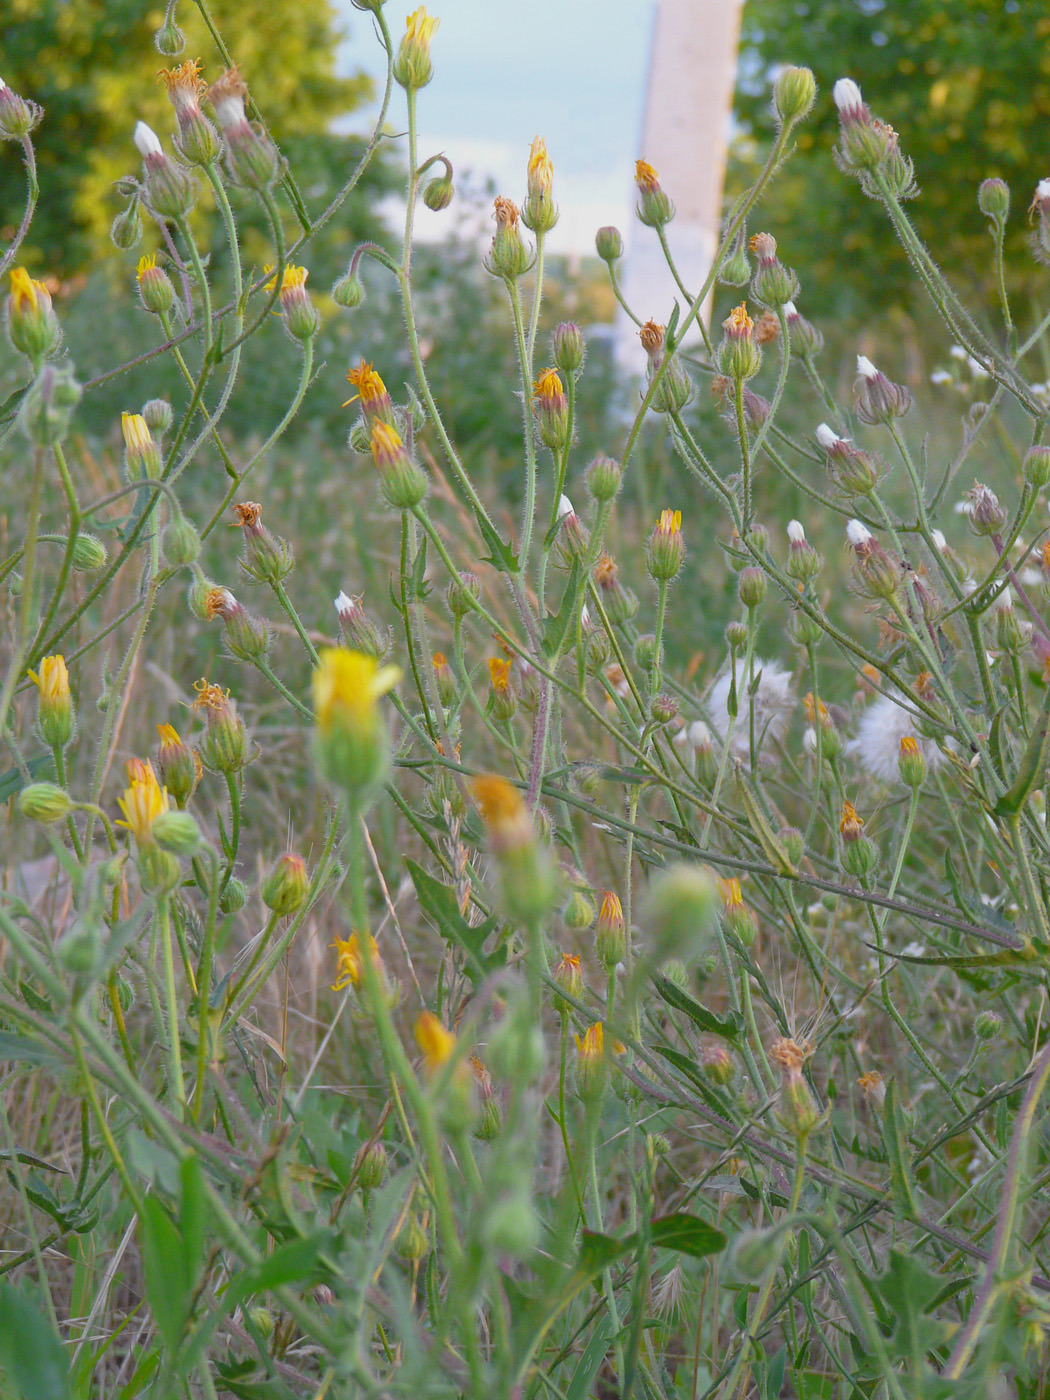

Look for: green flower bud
[595,891,627,968]
[702,1043,735,1086]
[639,863,718,964]
[71,534,107,571]
[332,270,366,308]
[151,809,201,855]
[595,225,623,262]
[154,18,187,56]
[0,82,43,141]
[18,781,72,823]
[646,509,685,581]
[1024,446,1050,489]
[978,177,1009,224]
[552,321,585,375]
[738,566,767,609]
[974,1009,1002,1041]
[552,951,584,1012]
[262,853,309,915]
[585,454,622,502]
[163,515,201,568]
[422,174,454,211]
[219,877,248,914]
[110,200,143,251]
[354,1140,388,1189]
[717,231,751,286]
[772,66,817,125]
[136,254,175,315]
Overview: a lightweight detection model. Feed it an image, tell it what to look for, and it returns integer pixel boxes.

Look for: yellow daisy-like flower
[312,647,401,734]
[532,367,564,409]
[527,135,553,197]
[404,6,439,46]
[136,254,157,283]
[634,159,661,194]
[330,931,380,991]
[9,267,47,315]
[26,653,69,708]
[263,262,308,294]
[415,1009,456,1074]
[343,358,391,413]
[487,656,511,694]
[117,758,170,845]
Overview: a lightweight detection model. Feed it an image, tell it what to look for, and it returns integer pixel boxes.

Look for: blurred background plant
[5,3,1050,1399]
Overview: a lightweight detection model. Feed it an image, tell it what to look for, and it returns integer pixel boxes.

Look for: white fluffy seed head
[134,121,163,158]
[687,720,712,751]
[995,586,1013,611]
[334,591,353,615]
[846,519,872,547]
[816,423,841,449]
[787,520,806,545]
[557,494,575,520]
[931,529,947,552]
[930,369,953,385]
[856,354,878,379]
[833,78,863,112]
[783,300,798,317]
[1037,178,1050,201]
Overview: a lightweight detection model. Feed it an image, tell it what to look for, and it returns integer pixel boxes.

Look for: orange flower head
[331,931,381,991]
[117,758,170,845]
[839,800,864,841]
[488,656,512,694]
[635,159,661,194]
[415,1009,456,1074]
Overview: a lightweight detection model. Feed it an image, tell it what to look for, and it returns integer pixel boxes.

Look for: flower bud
[552,321,585,375]
[18,781,73,823]
[522,135,558,234]
[154,18,186,56]
[552,951,584,1012]
[702,1043,735,1086]
[7,268,61,364]
[574,1022,607,1101]
[897,735,927,789]
[594,891,626,968]
[1024,446,1050,488]
[640,319,693,412]
[717,304,761,382]
[770,1037,820,1142]
[718,877,757,948]
[18,365,81,447]
[396,1215,429,1261]
[718,231,751,286]
[193,680,248,775]
[122,412,161,479]
[354,1140,388,1189]
[155,723,201,806]
[585,454,622,503]
[778,826,804,865]
[847,520,901,600]
[207,70,279,191]
[646,509,684,582]
[738,566,766,609]
[232,501,294,584]
[68,533,106,572]
[471,1058,502,1141]
[0,78,43,140]
[312,649,401,799]
[160,59,221,167]
[134,121,195,220]
[152,809,201,855]
[110,200,143,251]
[963,481,1006,537]
[772,65,817,125]
[790,608,824,647]
[446,571,480,619]
[136,253,175,315]
[725,620,748,651]
[335,590,391,658]
[262,853,309,915]
[783,301,824,357]
[595,225,623,262]
[749,232,798,308]
[854,354,912,425]
[974,1009,1002,1041]
[594,552,638,623]
[817,424,880,496]
[978,177,1010,225]
[220,877,248,914]
[639,863,718,964]
[163,514,201,567]
[635,159,674,227]
[532,367,570,450]
[785,520,822,582]
[370,421,428,509]
[425,651,453,709]
[472,775,559,925]
[563,890,596,931]
[486,196,531,280]
[204,586,271,663]
[392,6,440,90]
[487,657,517,721]
[332,270,366,308]
[143,398,173,435]
[421,167,454,210]
[27,654,74,748]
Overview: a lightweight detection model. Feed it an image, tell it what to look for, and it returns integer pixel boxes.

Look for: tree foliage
[734,0,1050,323]
[0,0,384,277]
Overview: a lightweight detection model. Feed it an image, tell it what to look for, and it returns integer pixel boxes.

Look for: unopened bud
[646,509,684,581]
[152,809,201,855]
[1024,446,1050,489]
[635,159,674,227]
[738,566,767,608]
[772,65,817,125]
[423,172,454,211]
[552,321,585,375]
[332,270,366,308]
[595,225,623,262]
[19,365,81,446]
[974,1009,1002,1041]
[717,304,761,382]
[163,514,201,567]
[552,951,583,1012]
[594,891,626,968]
[978,177,1010,224]
[0,78,43,140]
[110,200,143,251]
[262,853,309,915]
[586,454,622,503]
[354,1140,388,1188]
[18,782,72,824]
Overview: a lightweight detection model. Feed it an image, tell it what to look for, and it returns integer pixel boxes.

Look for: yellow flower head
[404,6,439,47]
[415,1009,456,1074]
[159,58,205,114]
[723,303,754,338]
[803,692,829,724]
[369,419,406,468]
[331,931,380,991]
[264,262,308,294]
[488,656,511,694]
[655,508,682,538]
[156,722,184,750]
[597,890,624,930]
[343,358,391,413]
[117,758,170,845]
[26,654,70,708]
[899,735,920,759]
[575,1021,604,1061]
[635,159,661,194]
[472,773,523,826]
[527,135,553,197]
[9,267,49,316]
[121,412,154,461]
[192,679,231,715]
[312,647,401,734]
[136,254,157,283]
[532,367,564,410]
[717,876,744,911]
[769,1036,812,1072]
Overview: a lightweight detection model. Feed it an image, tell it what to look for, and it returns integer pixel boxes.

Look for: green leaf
[477,512,519,574]
[565,1318,613,1400]
[649,1212,726,1260]
[0,1284,71,1400]
[409,533,430,602]
[880,1080,921,1222]
[0,1032,62,1068]
[539,559,582,661]
[575,1230,627,1278]
[139,1196,189,1354]
[0,753,56,805]
[237,1233,330,1295]
[652,973,741,1040]
[405,857,504,984]
[993,677,1050,816]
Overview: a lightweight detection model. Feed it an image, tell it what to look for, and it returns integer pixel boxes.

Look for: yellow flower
[488,656,511,694]
[532,367,564,409]
[839,799,864,841]
[723,303,754,337]
[472,774,525,830]
[331,931,381,991]
[343,358,391,414]
[803,692,829,725]
[404,6,439,47]
[393,6,440,89]
[656,508,682,537]
[312,647,401,733]
[9,267,48,315]
[117,758,170,845]
[121,412,156,467]
[415,1010,456,1074]
[136,254,157,283]
[263,262,308,294]
[635,159,660,194]
[527,135,553,197]
[27,654,69,709]
[717,876,743,911]
[575,1021,604,1059]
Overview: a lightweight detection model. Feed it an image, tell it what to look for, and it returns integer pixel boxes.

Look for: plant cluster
[5,9,1050,1400]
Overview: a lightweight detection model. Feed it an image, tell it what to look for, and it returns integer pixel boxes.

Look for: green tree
[733,0,1050,323]
[1,0,386,277]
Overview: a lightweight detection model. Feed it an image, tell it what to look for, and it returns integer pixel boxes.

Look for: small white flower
[816,422,843,448]
[950,344,967,361]
[134,120,163,158]
[833,77,863,112]
[787,519,806,545]
[930,368,953,386]
[334,590,353,615]
[783,300,798,317]
[848,692,942,784]
[931,529,947,552]
[846,519,872,547]
[856,354,879,379]
[1037,178,1050,201]
[707,657,794,760]
[557,494,575,521]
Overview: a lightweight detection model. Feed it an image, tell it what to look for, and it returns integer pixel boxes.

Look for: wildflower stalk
[27,442,80,661]
[192,849,222,1123]
[556,1013,586,1217]
[507,279,540,567]
[155,894,186,1113]
[0,446,43,737]
[943,1036,1050,1379]
[175,217,215,357]
[271,581,320,666]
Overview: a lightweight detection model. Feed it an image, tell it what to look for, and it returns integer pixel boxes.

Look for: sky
[332,0,656,254]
